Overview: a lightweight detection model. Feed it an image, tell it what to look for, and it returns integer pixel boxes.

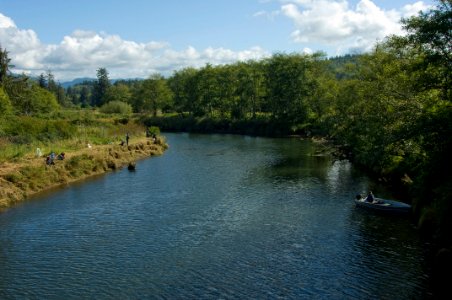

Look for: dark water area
[0,133,433,299]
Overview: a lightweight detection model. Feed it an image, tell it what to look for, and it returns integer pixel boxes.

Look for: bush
[148,126,160,136]
[99,101,132,115]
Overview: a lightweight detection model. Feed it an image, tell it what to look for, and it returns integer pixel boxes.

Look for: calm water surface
[0,133,432,299]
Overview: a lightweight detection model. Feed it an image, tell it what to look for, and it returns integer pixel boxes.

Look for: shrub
[99,101,133,115]
[148,126,160,136]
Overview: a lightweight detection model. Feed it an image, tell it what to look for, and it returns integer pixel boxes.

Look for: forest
[0,1,451,245]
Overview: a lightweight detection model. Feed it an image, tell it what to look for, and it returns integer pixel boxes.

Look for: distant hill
[61,78,95,88]
[61,77,144,88]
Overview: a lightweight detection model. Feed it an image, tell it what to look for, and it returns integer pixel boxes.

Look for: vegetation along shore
[0,130,167,210]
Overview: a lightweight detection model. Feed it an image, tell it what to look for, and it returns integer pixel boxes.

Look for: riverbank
[0,136,168,210]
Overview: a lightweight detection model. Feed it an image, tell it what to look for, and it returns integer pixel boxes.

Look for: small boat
[354,196,411,214]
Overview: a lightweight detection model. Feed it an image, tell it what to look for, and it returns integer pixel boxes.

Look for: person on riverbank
[35,148,42,157]
[126,133,130,146]
[57,152,65,160]
[45,155,54,166]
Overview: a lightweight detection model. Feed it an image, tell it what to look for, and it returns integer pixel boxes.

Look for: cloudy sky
[0,0,433,81]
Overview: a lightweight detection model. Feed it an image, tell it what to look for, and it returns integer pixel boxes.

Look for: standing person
[126,133,130,146]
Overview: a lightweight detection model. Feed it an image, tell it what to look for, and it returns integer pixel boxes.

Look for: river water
[0,133,432,299]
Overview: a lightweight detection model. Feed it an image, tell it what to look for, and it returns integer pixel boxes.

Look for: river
[0,133,432,299]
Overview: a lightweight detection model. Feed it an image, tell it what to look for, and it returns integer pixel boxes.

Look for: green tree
[265,53,316,124]
[195,64,220,117]
[38,73,47,88]
[46,70,57,94]
[235,61,266,119]
[7,78,59,115]
[400,0,452,101]
[104,83,132,104]
[91,67,111,106]
[135,74,172,115]
[0,46,12,86]
[0,86,12,114]
[80,86,90,107]
[216,64,238,118]
[168,67,199,115]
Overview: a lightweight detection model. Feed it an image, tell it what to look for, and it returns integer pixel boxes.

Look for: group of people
[45,151,65,166]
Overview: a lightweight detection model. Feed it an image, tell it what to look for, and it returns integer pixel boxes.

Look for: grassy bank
[0,135,167,210]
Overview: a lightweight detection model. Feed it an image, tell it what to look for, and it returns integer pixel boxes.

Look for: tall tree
[235,61,266,119]
[91,68,111,107]
[46,70,57,93]
[168,68,200,116]
[0,46,12,86]
[80,86,90,108]
[38,73,47,88]
[0,86,12,114]
[400,0,452,101]
[265,53,316,124]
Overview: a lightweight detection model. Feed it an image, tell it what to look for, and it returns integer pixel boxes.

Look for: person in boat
[365,191,374,202]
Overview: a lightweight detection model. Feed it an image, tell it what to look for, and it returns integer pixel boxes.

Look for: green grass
[0,109,149,163]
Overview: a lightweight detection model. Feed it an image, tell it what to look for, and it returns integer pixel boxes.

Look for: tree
[46,70,57,93]
[80,86,90,107]
[104,83,132,104]
[135,74,172,115]
[195,64,220,117]
[6,78,59,115]
[168,67,199,115]
[0,86,12,114]
[235,61,266,119]
[265,53,316,124]
[0,46,13,86]
[91,68,111,106]
[38,73,47,88]
[400,0,452,101]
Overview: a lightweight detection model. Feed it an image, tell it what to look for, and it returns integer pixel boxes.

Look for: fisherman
[365,191,374,202]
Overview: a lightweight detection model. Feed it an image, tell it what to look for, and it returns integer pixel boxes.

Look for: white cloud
[0,13,15,28]
[278,0,431,54]
[402,1,431,17]
[0,13,270,81]
[253,9,280,20]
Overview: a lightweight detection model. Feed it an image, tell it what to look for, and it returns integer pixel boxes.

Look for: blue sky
[0,0,434,81]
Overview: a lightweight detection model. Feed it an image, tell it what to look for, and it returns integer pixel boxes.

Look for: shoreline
[0,136,168,211]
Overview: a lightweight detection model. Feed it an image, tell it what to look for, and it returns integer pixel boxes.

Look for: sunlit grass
[0,110,148,163]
